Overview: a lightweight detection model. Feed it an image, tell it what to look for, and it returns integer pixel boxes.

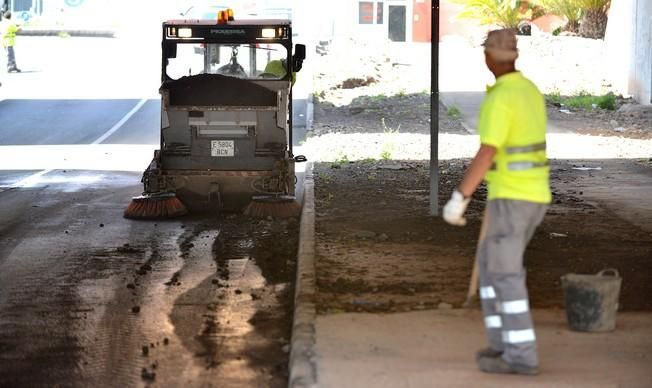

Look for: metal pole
[429,0,440,216]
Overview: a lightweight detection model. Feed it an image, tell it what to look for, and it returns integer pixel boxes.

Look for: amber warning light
[217,8,235,24]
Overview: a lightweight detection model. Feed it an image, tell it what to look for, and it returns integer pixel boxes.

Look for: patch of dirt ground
[310,35,652,316]
[547,100,652,140]
[314,159,652,314]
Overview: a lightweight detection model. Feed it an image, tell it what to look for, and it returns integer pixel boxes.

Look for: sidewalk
[440,91,574,135]
[316,310,652,388]
[17,26,115,37]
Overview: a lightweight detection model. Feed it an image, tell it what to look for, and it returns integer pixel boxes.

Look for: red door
[412,0,431,42]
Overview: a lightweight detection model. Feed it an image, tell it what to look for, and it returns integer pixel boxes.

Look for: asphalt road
[0,36,300,387]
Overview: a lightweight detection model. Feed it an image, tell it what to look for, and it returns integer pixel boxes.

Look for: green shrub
[545,92,563,105]
[596,92,616,110]
[565,91,595,109]
[334,153,350,165]
[447,106,461,118]
[380,118,399,161]
[547,91,617,111]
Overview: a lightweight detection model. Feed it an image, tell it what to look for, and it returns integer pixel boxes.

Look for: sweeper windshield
[162,20,296,83]
[166,43,289,81]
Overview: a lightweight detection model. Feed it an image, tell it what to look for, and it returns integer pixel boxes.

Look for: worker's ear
[293,44,305,72]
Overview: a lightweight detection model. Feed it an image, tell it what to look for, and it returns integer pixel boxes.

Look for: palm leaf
[449,0,535,29]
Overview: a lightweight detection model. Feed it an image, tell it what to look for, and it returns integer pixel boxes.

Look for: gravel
[303,33,651,162]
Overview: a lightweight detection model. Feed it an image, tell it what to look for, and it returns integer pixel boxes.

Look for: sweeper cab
[126,11,306,218]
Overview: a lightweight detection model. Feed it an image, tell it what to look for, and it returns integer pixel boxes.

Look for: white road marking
[10,169,54,188]
[91,98,148,144]
[3,99,148,188]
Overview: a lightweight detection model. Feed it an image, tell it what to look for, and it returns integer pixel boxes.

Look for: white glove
[443,190,471,226]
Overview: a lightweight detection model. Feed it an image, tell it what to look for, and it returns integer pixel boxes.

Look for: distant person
[443,29,550,376]
[1,11,21,73]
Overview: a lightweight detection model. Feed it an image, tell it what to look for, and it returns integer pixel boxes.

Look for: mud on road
[313,159,652,314]
[0,181,298,388]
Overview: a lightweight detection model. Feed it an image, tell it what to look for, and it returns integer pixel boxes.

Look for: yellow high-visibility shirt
[2,21,18,47]
[478,71,551,204]
[264,60,296,85]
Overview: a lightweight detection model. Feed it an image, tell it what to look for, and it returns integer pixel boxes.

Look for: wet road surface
[0,36,306,387]
[0,171,298,387]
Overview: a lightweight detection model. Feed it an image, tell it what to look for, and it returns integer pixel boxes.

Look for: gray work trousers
[6,46,17,69]
[476,199,547,367]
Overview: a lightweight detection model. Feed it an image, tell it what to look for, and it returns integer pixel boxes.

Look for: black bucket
[561,269,621,332]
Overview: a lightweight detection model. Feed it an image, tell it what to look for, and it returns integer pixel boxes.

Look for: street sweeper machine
[125,10,306,219]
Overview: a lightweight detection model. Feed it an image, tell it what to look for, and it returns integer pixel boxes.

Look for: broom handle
[466,208,488,302]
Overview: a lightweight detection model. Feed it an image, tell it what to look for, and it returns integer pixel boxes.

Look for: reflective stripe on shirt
[490,161,549,171]
[505,142,547,155]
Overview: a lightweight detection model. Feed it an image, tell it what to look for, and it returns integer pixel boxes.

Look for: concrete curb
[18,28,115,38]
[289,162,318,388]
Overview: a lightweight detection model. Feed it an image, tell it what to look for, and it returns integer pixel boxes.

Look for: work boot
[475,347,503,361]
[477,355,539,376]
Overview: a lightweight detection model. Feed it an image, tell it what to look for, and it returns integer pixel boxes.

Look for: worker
[263,58,296,85]
[217,48,246,78]
[443,28,550,376]
[1,11,20,73]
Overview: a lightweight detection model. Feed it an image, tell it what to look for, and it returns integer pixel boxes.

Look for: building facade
[325,0,432,43]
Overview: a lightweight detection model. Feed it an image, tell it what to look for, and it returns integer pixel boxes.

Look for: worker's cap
[482,29,518,62]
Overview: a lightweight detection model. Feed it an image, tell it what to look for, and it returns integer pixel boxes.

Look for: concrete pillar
[604,0,635,99]
[605,0,652,105]
[631,0,652,104]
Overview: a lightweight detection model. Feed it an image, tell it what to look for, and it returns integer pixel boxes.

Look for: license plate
[211,140,234,157]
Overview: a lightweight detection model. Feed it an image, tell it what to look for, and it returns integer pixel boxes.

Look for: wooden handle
[466,209,488,301]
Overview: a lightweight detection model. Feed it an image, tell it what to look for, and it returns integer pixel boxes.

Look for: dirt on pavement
[547,99,652,139]
[313,158,652,314]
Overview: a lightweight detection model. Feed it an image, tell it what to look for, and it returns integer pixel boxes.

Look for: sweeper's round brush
[124,192,188,219]
[243,195,301,218]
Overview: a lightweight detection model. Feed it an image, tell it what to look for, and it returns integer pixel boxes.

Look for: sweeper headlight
[260,27,288,39]
[167,27,192,39]
[261,28,276,38]
[178,28,192,38]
